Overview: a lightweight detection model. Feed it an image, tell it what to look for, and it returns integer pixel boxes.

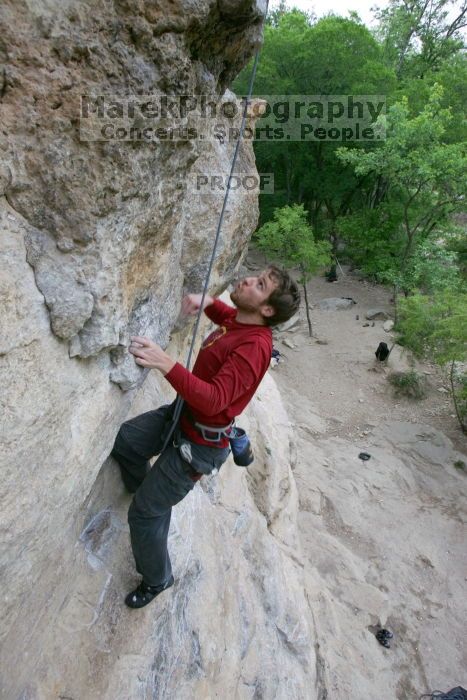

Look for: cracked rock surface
[0,0,264,376]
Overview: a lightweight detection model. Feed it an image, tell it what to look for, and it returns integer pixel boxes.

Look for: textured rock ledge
[0,0,265,382]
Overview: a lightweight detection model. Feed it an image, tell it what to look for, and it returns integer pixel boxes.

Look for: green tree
[393,235,463,293]
[396,289,467,432]
[445,222,467,278]
[374,0,467,78]
[233,12,397,235]
[255,204,332,335]
[392,52,467,144]
[337,85,467,310]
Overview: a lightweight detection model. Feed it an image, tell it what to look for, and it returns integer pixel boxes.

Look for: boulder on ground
[383,320,394,332]
[318,298,354,311]
[275,313,301,333]
[366,308,389,320]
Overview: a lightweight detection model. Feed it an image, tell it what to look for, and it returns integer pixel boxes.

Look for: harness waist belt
[193,420,235,442]
[183,406,235,442]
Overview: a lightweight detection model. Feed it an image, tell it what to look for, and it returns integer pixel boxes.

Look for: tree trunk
[285,152,292,204]
[449,360,467,434]
[297,181,304,204]
[393,283,399,326]
[302,279,313,337]
[331,231,338,257]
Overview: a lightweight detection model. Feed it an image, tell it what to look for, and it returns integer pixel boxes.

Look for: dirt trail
[272,267,461,447]
[246,250,467,698]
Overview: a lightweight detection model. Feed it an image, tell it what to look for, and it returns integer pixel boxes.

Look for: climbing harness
[160,2,269,453]
[180,406,253,464]
[192,420,235,442]
[181,405,235,441]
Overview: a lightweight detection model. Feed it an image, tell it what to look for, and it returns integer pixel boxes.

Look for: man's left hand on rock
[129,336,176,376]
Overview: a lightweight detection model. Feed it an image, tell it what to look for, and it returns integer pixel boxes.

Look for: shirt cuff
[164,361,186,388]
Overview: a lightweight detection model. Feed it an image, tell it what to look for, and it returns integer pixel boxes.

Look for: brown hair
[264,265,301,327]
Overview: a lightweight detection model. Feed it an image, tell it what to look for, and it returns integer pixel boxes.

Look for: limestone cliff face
[0,1,317,698]
[0,0,266,378]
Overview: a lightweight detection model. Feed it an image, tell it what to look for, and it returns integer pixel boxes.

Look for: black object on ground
[376,628,393,648]
[358,452,371,461]
[341,296,357,304]
[326,264,337,282]
[375,341,390,361]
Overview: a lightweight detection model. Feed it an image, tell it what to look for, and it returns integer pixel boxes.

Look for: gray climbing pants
[111,405,229,587]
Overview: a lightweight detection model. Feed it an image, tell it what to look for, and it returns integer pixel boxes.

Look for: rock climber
[111,265,300,608]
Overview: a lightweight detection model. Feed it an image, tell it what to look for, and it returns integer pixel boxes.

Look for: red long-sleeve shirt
[165,299,272,447]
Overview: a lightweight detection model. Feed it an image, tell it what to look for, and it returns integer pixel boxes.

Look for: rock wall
[4,371,316,699]
[0,1,317,697]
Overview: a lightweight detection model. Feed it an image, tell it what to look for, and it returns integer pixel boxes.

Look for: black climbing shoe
[125,575,174,609]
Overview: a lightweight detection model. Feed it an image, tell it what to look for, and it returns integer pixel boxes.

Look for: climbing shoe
[125,575,174,609]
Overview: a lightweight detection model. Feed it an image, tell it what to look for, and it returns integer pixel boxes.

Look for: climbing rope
[161,3,269,452]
